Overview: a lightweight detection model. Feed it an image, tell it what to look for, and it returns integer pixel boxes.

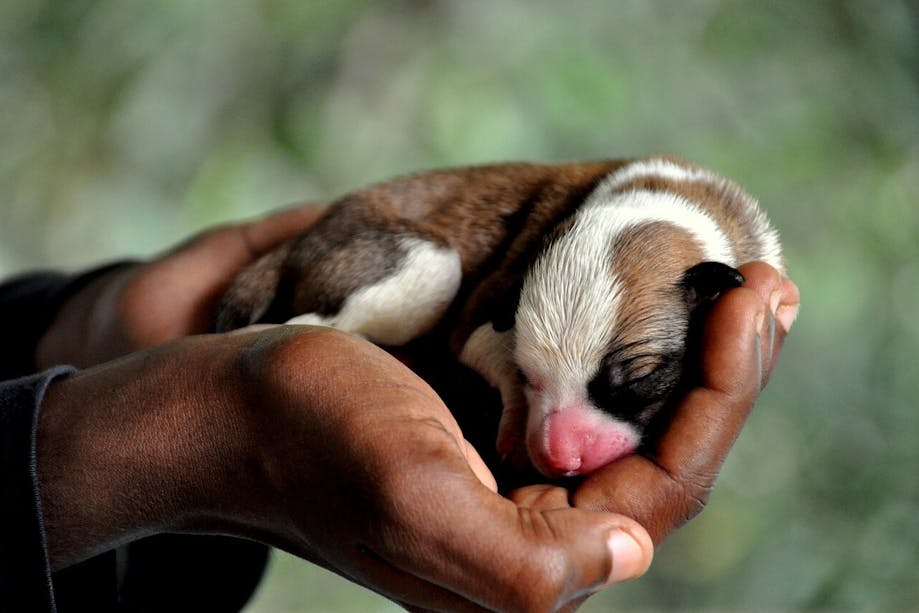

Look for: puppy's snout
[529,404,640,477]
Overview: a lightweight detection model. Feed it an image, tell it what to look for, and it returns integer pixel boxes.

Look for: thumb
[471,500,652,610]
[514,505,653,596]
[390,474,654,612]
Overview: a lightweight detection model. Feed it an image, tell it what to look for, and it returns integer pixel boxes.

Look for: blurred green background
[2,1,917,610]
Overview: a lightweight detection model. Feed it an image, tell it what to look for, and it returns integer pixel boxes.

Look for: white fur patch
[514,205,625,399]
[460,323,530,456]
[594,191,735,264]
[602,158,784,271]
[603,157,720,190]
[514,178,734,401]
[286,237,461,346]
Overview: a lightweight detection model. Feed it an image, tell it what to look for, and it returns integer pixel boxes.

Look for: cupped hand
[38,326,654,612]
[35,205,325,370]
[507,262,798,572]
[569,262,798,542]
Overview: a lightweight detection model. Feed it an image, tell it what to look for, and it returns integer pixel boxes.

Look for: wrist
[35,335,267,569]
[35,264,137,370]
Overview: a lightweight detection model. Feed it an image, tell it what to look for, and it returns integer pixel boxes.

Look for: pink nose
[530,405,639,477]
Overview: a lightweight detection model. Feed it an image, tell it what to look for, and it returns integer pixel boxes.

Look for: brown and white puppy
[216,157,783,478]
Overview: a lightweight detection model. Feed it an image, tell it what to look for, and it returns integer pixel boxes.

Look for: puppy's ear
[681,261,744,311]
[490,280,524,333]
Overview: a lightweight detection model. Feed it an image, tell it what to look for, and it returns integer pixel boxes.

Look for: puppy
[216,157,783,478]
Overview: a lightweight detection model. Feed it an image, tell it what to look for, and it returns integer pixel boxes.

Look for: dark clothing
[0,369,70,611]
[0,266,125,380]
[0,269,270,612]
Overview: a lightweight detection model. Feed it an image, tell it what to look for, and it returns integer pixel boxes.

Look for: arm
[37,326,652,612]
[0,204,325,610]
[0,264,128,379]
[20,200,797,610]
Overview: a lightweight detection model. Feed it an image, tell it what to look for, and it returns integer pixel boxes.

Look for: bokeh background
[2,1,917,610]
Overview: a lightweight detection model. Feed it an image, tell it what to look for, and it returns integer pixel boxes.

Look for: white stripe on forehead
[514,172,735,395]
[602,157,721,190]
[585,159,734,263]
[601,157,784,271]
[515,203,624,394]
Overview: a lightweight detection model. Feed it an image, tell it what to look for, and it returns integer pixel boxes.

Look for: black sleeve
[0,369,271,613]
[0,368,75,612]
[1,267,271,612]
[0,263,131,380]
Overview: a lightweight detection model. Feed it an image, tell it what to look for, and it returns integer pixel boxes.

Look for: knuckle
[245,325,339,372]
[662,466,717,524]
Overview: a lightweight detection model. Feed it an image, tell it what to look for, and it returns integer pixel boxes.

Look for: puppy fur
[216,156,783,478]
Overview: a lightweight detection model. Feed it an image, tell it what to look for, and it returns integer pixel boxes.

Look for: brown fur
[609,221,705,371]
[215,157,782,478]
[610,157,779,267]
[217,157,778,351]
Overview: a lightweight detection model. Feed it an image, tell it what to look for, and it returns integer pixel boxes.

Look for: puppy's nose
[531,404,639,477]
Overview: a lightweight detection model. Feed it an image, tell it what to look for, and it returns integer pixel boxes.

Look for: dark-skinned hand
[38,326,653,613]
[31,202,799,611]
[35,204,325,369]
[509,261,799,609]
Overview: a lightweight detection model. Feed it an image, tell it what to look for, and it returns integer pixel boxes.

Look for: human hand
[35,205,325,370]
[568,262,798,542]
[38,326,654,612]
[503,262,797,606]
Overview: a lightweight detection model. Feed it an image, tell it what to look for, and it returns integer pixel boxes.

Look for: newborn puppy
[216,157,783,478]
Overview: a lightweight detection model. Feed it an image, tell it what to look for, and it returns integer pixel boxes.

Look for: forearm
[35,336,272,570]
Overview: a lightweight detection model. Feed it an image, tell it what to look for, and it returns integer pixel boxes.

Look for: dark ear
[490,280,524,332]
[681,261,744,311]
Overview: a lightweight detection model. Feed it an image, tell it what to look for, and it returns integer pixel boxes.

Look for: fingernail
[776,303,799,333]
[753,309,766,335]
[606,529,646,584]
[769,289,781,315]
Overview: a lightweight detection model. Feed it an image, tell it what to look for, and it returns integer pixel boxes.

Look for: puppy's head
[512,203,742,478]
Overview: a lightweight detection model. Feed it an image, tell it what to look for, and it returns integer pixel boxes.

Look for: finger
[765,275,799,378]
[383,469,652,611]
[463,440,498,493]
[125,206,326,337]
[664,287,766,468]
[775,276,800,334]
[157,203,325,274]
[736,262,800,332]
[736,262,800,381]
[508,484,572,510]
[573,286,767,544]
[239,203,326,256]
